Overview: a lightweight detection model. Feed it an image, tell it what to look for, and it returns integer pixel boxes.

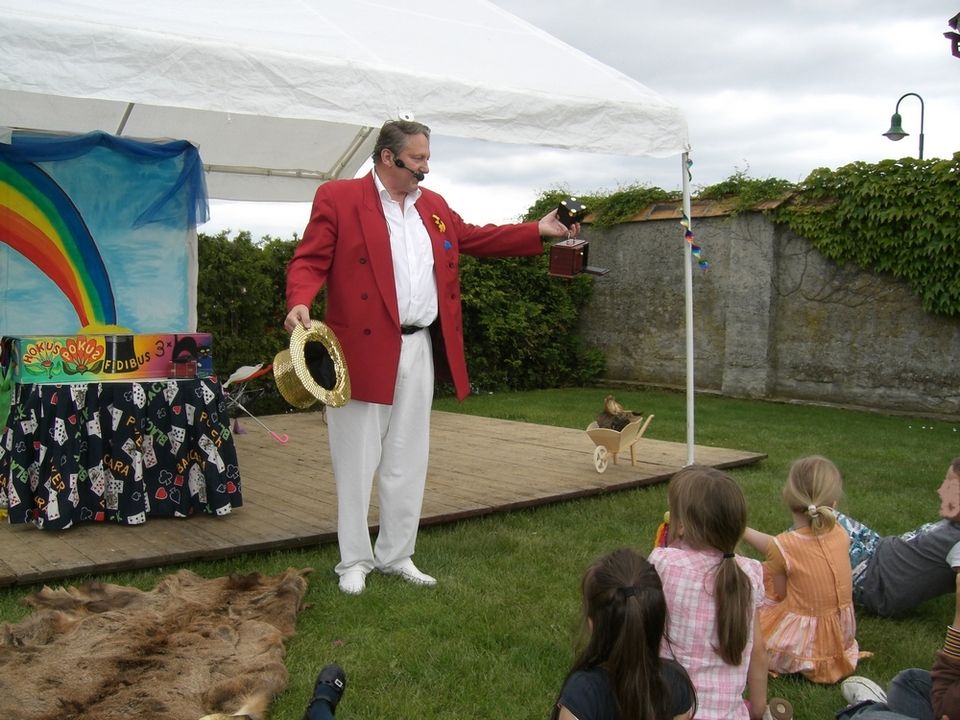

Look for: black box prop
[549,239,590,278]
[549,197,608,278]
[557,197,586,228]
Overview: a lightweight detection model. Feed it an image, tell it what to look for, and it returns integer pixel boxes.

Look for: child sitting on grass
[835,571,960,719]
[835,457,960,617]
[552,548,697,720]
[650,465,792,720]
[743,455,860,684]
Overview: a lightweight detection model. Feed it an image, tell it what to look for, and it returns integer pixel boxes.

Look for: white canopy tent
[0,0,699,462]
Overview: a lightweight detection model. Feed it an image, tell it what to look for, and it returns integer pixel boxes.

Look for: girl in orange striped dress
[743,456,860,684]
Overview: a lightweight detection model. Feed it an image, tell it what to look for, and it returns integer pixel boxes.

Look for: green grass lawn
[1,386,957,719]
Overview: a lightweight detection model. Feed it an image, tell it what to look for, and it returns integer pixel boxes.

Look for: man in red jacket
[285,119,576,594]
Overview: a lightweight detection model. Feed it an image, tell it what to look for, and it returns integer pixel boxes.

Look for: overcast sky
[204,0,959,239]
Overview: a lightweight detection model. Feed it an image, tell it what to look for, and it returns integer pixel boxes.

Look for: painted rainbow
[0,157,117,329]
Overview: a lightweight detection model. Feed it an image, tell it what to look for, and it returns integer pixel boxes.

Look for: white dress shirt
[374,170,438,328]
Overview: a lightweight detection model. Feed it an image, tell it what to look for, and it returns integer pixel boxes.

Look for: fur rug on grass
[0,567,311,720]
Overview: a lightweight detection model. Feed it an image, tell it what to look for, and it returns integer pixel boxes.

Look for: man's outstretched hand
[538,209,581,239]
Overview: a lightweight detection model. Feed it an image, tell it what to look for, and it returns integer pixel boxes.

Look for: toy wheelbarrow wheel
[593,445,609,473]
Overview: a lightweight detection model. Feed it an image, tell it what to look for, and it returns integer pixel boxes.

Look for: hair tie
[618,586,640,598]
[722,553,735,559]
[808,504,819,517]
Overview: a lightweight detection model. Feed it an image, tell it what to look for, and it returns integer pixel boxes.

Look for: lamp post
[882,92,925,159]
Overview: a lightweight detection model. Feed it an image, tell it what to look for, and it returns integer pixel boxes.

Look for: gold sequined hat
[273,320,350,408]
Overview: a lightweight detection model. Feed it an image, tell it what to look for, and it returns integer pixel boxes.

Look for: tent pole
[116,103,135,136]
[681,151,695,465]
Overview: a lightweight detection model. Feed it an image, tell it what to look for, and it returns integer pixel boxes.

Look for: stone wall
[577,212,960,417]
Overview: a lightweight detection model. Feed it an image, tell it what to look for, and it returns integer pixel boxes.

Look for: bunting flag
[681,214,709,270]
[682,157,708,270]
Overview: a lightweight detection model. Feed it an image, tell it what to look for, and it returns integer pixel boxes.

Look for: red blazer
[286,173,543,404]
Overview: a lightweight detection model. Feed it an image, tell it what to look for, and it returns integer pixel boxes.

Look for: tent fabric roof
[0,0,688,201]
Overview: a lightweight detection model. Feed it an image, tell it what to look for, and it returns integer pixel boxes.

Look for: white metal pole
[681,152,695,465]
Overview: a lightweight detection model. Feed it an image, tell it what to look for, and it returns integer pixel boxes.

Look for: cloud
[207,0,959,236]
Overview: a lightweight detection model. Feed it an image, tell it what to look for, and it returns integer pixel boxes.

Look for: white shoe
[338,569,367,595]
[379,559,437,586]
[841,676,887,705]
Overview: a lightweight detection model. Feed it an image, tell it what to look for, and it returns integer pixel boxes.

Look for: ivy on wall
[695,170,796,215]
[771,154,960,317]
[545,153,960,317]
[523,185,681,228]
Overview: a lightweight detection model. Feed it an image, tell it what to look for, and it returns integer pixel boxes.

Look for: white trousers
[327,329,434,576]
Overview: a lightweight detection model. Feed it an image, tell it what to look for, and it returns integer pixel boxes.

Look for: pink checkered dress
[650,546,764,720]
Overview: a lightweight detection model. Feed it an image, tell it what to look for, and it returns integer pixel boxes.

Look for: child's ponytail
[608,575,667,720]
[714,552,753,665]
[783,456,843,535]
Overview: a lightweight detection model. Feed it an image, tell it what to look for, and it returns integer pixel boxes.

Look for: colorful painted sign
[11,333,213,384]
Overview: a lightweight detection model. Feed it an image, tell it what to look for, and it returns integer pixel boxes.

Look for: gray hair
[372,119,431,162]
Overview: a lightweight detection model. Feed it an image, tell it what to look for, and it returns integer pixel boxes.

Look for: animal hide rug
[0,567,310,720]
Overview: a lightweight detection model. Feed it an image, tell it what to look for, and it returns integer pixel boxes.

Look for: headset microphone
[393,157,425,182]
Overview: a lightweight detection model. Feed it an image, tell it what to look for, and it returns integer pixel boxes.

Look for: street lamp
[882,92,925,159]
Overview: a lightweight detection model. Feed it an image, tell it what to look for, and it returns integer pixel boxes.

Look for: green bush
[196,231,303,415]
[541,155,960,317]
[458,252,604,393]
[196,231,291,373]
[195,226,605,405]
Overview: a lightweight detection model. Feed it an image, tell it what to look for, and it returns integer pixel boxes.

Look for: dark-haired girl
[552,548,696,720]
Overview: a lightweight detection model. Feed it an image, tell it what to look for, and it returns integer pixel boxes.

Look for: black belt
[400,325,427,335]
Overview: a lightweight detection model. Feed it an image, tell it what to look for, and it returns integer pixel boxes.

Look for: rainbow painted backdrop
[0,157,117,330]
[0,131,208,336]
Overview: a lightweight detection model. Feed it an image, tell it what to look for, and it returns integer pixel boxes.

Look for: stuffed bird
[224,363,268,389]
[596,394,642,431]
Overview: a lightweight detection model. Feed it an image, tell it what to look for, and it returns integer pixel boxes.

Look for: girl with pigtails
[650,466,792,720]
[743,456,860,684]
[552,548,697,720]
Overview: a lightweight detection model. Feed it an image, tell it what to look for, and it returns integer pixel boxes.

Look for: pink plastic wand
[230,399,289,444]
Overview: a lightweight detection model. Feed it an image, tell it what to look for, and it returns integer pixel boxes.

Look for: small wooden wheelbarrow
[584,414,654,473]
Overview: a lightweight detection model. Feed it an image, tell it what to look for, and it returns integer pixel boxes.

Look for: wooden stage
[0,411,765,587]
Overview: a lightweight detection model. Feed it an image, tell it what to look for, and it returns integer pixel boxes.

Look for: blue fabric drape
[0,130,209,228]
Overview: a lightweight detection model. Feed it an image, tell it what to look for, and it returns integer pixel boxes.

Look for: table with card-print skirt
[0,377,242,530]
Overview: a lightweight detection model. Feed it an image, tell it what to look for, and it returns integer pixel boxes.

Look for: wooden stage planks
[0,411,765,587]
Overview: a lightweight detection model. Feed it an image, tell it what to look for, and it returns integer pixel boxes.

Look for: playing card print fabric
[0,378,242,529]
